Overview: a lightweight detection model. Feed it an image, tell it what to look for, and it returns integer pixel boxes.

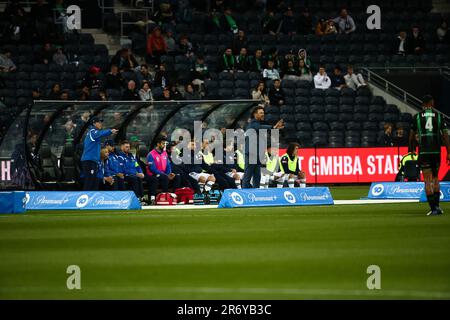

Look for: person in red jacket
[146,27,167,66]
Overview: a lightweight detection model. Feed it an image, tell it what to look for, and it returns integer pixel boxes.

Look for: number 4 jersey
[411,109,448,155]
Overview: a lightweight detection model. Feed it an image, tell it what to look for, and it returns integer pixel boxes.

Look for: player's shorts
[225,171,244,179]
[189,172,213,181]
[418,153,440,175]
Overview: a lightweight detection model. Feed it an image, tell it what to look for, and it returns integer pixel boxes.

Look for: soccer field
[1,186,450,299]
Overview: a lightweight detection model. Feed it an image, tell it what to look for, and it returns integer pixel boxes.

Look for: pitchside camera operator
[80,117,118,191]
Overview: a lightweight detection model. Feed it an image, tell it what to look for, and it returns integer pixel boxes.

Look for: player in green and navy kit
[409,95,450,215]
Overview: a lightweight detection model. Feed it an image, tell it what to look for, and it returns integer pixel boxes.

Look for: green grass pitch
[1,186,450,299]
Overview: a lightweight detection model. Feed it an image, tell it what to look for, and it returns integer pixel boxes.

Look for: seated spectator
[378,123,394,146]
[218,48,236,72]
[251,81,270,106]
[135,64,153,87]
[78,85,91,101]
[262,60,280,80]
[81,66,103,90]
[36,42,54,65]
[250,49,265,72]
[178,35,196,58]
[262,10,279,35]
[280,7,297,36]
[330,65,346,90]
[408,26,426,54]
[236,47,251,72]
[232,30,248,55]
[394,126,409,146]
[47,83,62,100]
[32,87,42,100]
[333,8,356,34]
[159,87,174,101]
[315,18,327,36]
[60,90,70,101]
[191,55,210,87]
[52,47,68,66]
[325,20,338,34]
[298,59,312,82]
[184,83,201,100]
[392,31,408,56]
[266,47,281,69]
[437,19,449,43]
[163,28,177,55]
[96,90,108,101]
[111,48,139,71]
[157,2,176,25]
[139,81,153,101]
[314,66,331,90]
[146,27,167,66]
[169,84,184,100]
[220,7,239,34]
[269,79,285,106]
[154,63,170,88]
[298,48,313,70]
[0,49,17,73]
[105,64,124,90]
[344,65,367,90]
[282,60,300,80]
[298,7,313,35]
[122,80,140,101]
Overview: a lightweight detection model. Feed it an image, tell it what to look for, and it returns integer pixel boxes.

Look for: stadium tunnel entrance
[0,100,257,190]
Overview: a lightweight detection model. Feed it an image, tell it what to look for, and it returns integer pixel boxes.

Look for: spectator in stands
[105,64,124,90]
[280,7,297,36]
[236,47,251,72]
[344,65,367,90]
[52,47,68,66]
[139,81,153,101]
[394,126,409,146]
[47,83,62,100]
[436,19,449,43]
[232,30,248,55]
[378,123,394,146]
[218,47,236,72]
[191,55,210,87]
[159,87,173,101]
[269,79,285,106]
[135,64,153,87]
[220,7,239,34]
[314,66,331,90]
[163,28,177,55]
[315,18,327,36]
[157,1,176,25]
[250,49,265,72]
[31,87,42,100]
[78,85,91,101]
[267,47,281,69]
[298,59,312,82]
[31,0,50,40]
[298,7,313,35]
[298,48,313,70]
[325,20,338,34]
[122,80,140,101]
[154,63,170,88]
[36,42,54,65]
[333,8,356,34]
[96,90,108,101]
[408,26,426,54]
[60,90,70,101]
[282,60,300,80]
[392,30,408,56]
[262,10,280,35]
[183,83,201,100]
[146,27,168,66]
[63,119,75,144]
[81,66,103,90]
[263,60,280,80]
[251,81,270,106]
[169,84,184,100]
[330,65,346,90]
[0,49,17,73]
[178,35,196,58]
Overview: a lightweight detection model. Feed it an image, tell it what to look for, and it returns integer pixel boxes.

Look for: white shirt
[344,73,365,90]
[314,73,331,89]
[262,68,280,80]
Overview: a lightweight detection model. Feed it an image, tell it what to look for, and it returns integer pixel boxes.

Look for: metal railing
[362,67,450,121]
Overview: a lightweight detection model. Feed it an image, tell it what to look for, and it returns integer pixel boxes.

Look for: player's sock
[204,181,214,192]
[426,193,436,211]
[235,179,241,189]
[288,179,295,188]
[434,191,441,208]
[299,178,306,188]
[199,183,205,193]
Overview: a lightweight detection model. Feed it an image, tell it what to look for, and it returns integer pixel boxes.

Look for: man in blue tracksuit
[80,117,118,190]
[117,140,145,200]
[104,140,125,190]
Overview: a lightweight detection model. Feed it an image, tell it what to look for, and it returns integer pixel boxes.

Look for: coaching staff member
[242,106,284,188]
[81,117,118,190]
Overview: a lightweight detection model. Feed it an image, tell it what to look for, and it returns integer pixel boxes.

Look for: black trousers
[81,160,99,191]
[125,175,144,198]
[146,174,181,197]
[242,163,261,188]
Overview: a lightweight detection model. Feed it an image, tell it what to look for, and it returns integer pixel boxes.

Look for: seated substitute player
[223,141,244,189]
[409,95,450,216]
[104,140,125,190]
[279,142,307,188]
[98,147,115,189]
[146,135,181,205]
[261,146,285,188]
[117,140,145,203]
[183,140,217,194]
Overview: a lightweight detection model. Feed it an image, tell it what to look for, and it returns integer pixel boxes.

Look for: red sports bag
[175,187,194,204]
[155,193,177,205]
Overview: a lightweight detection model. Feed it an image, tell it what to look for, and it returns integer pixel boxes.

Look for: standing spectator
[280,7,297,36]
[437,20,449,43]
[135,64,153,87]
[0,49,17,73]
[236,47,251,72]
[333,8,356,34]
[408,26,426,54]
[392,30,408,55]
[344,65,367,90]
[139,81,153,101]
[262,60,280,80]
[183,83,201,100]
[146,27,167,66]
[178,35,196,58]
[122,80,140,100]
[250,49,265,72]
[163,28,177,55]
[314,66,331,89]
[251,81,270,106]
[298,59,312,82]
[218,48,236,72]
[105,64,124,90]
[191,55,210,87]
[232,30,248,55]
[298,48,313,70]
[269,79,285,106]
[330,65,346,90]
[52,47,68,66]
[378,123,394,146]
[262,10,279,35]
[220,7,239,34]
[298,7,313,35]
